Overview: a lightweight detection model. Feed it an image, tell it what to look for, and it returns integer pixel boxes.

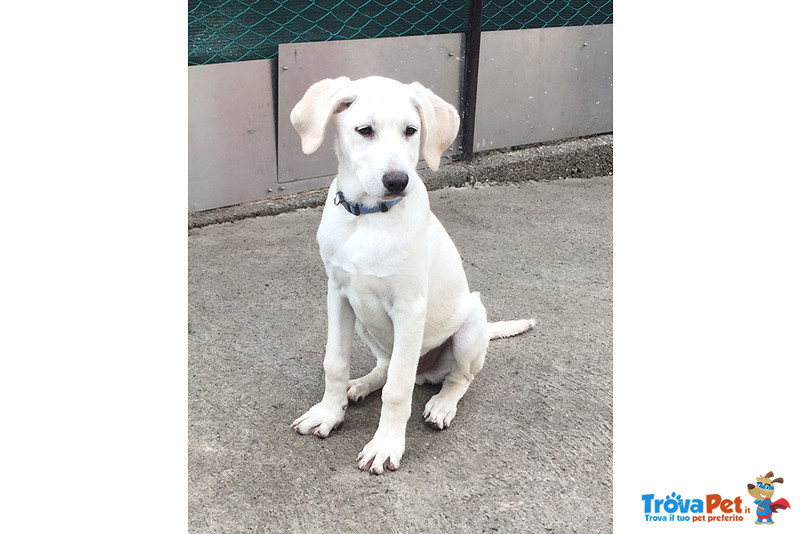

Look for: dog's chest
[319,216,406,277]
[317,219,411,330]
[320,230,400,290]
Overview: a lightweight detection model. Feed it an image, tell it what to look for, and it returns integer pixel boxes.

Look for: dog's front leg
[357,298,426,474]
[292,282,354,438]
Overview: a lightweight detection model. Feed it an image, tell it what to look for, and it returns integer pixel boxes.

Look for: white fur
[289,76,534,474]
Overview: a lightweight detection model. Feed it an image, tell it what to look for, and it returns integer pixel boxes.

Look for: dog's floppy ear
[290,77,356,154]
[410,82,460,171]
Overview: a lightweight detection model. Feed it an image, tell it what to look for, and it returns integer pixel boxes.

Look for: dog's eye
[356,126,374,137]
[404,126,418,137]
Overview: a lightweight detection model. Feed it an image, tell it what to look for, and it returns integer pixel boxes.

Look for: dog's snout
[382,171,409,194]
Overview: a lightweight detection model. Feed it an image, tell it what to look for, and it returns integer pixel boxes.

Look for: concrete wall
[188,25,612,213]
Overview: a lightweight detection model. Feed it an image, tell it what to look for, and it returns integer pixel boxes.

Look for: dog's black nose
[382,171,409,194]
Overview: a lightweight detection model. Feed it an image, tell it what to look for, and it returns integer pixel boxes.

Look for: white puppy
[290,76,534,474]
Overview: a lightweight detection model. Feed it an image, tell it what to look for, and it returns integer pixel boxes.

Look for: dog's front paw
[291,401,346,438]
[423,395,457,430]
[357,432,405,474]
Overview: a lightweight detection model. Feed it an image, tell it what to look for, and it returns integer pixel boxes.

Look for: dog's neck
[334,190,403,216]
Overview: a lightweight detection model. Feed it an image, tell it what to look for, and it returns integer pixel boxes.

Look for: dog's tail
[487,318,536,340]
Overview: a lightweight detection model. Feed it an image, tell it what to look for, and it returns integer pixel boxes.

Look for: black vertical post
[461,0,483,162]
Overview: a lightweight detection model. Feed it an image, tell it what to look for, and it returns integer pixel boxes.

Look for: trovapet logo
[641,492,746,523]
[641,470,792,525]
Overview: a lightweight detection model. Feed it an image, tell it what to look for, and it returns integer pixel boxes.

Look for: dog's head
[290,76,459,201]
[747,471,783,500]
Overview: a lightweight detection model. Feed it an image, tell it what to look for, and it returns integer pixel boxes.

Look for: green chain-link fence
[189,1,612,66]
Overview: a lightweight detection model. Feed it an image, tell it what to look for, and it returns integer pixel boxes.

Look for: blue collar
[334,191,403,216]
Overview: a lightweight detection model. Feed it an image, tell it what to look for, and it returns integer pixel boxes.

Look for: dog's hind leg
[348,322,390,402]
[424,292,489,429]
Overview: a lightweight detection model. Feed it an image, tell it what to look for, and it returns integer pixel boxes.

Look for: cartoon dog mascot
[747,471,791,525]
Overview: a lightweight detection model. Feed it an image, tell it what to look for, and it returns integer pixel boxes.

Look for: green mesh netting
[189,1,612,66]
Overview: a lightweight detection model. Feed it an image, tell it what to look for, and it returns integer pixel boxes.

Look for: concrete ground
[189,175,612,533]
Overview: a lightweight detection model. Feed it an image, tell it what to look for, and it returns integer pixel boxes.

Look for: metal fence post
[461,0,483,163]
